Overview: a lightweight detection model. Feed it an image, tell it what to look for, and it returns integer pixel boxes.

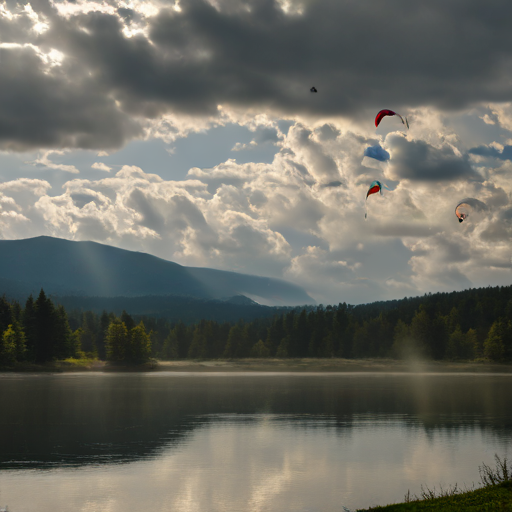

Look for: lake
[0,372,511,511]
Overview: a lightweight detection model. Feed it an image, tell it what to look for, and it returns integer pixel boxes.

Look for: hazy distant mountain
[0,236,314,306]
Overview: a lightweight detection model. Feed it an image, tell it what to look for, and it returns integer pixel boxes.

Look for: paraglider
[455,198,488,223]
[310,87,317,93]
[365,180,391,219]
[375,109,409,129]
[366,180,383,199]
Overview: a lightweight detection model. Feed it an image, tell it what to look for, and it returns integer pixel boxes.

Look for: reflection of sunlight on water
[247,457,292,512]
[3,417,510,512]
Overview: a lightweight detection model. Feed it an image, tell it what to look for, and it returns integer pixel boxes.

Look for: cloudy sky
[1,0,512,305]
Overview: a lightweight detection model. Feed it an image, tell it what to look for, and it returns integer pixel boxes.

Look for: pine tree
[22,295,37,361]
[0,296,13,335]
[121,310,135,331]
[446,326,465,360]
[53,305,74,359]
[106,321,129,362]
[276,335,290,358]
[430,313,449,360]
[173,322,190,358]
[466,328,478,360]
[0,325,17,365]
[128,322,151,364]
[97,311,111,360]
[502,320,512,361]
[321,332,335,358]
[484,320,505,361]
[294,309,310,357]
[334,305,354,358]
[72,328,86,358]
[266,317,285,356]
[224,325,243,358]
[9,320,27,362]
[162,330,179,360]
[80,311,97,355]
[238,324,251,358]
[392,319,412,358]
[308,308,326,357]
[10,300,22,324]
[34,289,57,362]
[251,339,270,358]
[148,329,159,358]
[188,326,207,359]
[409,307,432,358]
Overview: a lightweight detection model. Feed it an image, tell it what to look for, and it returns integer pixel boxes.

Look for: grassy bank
[0,358,156,372]
[357,456,512,511]
[358,481,512,511]
[2,358,512,373]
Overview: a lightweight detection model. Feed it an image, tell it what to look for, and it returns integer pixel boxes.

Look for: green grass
[0,357,101,372]
[358,481,512,511]
[357,456,512,512]
[60,356,99,367]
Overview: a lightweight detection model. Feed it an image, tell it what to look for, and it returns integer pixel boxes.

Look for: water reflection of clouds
[2,374,512,511]
[3,417,511,512]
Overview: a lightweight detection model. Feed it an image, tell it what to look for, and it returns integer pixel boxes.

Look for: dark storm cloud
[145,0,512,114]
[387,136,479,182]
[4,0,512,149]
[77,0,512,117]
[0,9,38,44]
[469,144,512,160]
[0,45,141,150]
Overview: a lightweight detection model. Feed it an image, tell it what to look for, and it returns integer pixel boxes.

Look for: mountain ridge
[0,236,315,306]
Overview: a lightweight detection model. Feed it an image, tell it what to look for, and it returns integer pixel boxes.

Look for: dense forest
[1,285,512,366]
[54,294,286,324]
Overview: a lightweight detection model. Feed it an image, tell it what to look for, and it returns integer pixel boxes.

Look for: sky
[1,0,512,305]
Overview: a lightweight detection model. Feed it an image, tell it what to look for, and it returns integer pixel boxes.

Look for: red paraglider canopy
[366,183,381,199]
[375,109,397,128]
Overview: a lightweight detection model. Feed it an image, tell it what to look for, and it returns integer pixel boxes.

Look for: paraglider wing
[366,180,382,199]
[455,198,488,223]
[375,109,409,129]
[365,180,381,220]
[375,109,396,128]
[364,180,392,219]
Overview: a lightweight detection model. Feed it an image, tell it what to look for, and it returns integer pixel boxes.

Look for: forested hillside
[1,285,512,366]
[53,294,286,324]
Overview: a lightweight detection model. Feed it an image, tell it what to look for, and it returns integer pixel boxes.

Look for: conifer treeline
[1,286,512,365]
[0,290,154,365]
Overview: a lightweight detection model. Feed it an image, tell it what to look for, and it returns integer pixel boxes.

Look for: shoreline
[2,358,512,373]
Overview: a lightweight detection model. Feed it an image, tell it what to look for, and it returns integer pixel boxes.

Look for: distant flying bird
[310,86,318,93]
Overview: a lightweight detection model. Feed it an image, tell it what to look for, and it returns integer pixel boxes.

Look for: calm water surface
[0,372,511,512]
